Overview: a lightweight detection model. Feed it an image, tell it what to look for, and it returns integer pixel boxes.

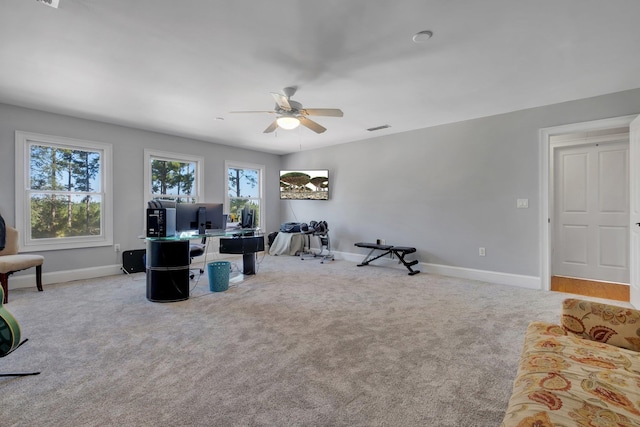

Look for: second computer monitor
[176,203,224,234]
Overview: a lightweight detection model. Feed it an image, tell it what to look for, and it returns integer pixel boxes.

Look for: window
[225,161,264,229]
[144,150,203,204]
[15,131,113,251]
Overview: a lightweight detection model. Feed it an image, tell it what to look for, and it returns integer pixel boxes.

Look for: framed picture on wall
[279,170,329,200]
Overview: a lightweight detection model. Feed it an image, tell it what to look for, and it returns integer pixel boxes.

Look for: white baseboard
[9,264,123,290]
[420,263,540,289]
[337,251,541,290]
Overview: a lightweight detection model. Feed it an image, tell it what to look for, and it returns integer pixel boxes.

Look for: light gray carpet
[0,255,603,426]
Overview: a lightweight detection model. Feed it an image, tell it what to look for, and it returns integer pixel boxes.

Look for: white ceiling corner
[1,0,640,154]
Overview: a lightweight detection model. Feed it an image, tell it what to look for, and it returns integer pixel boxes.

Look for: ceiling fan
[230,87,343,134]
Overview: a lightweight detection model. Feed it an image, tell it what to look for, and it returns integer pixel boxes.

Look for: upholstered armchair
[0,226,44,304]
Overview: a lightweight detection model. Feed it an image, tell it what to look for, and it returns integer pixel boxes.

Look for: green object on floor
[208,261,230,292]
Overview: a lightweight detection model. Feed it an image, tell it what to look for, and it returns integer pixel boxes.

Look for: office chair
[189,238,206,279]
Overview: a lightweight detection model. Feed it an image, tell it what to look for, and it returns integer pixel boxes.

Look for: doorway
[540,116,637,301]
[551,137,629,300]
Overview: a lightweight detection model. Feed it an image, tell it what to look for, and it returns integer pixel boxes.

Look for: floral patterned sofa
[501,298,640,426]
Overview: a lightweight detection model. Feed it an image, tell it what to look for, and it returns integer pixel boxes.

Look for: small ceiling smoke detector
[36,0,60,7]
[412,30,433,43]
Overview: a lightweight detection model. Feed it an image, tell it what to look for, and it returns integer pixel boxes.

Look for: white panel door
[630,116,640,308]
[554,141,629,283]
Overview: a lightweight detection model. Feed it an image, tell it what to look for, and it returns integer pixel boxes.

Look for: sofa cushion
[561,298,640,352]
[501,321,640,426]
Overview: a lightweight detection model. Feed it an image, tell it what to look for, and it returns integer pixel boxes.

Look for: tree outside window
[29,145,102,238]
[226,162,264,228]
[144,150,202,206]
[150,159,196,204]
[15,131,113,252]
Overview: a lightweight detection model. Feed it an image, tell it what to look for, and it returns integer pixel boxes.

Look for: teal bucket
[208,261,230,292]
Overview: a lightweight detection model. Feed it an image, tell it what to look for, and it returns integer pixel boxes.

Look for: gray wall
[0,103,282,275]
[3,88,640,282]
[281,89,640,277]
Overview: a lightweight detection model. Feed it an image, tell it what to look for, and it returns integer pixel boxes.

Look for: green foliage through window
[28,144,103,239]
[227,166,261,225]
[150,158,196,203]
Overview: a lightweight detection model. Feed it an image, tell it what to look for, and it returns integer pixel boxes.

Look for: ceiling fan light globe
[277,116,300,130]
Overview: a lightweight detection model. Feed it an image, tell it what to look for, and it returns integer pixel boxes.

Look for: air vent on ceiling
[367,125,391,132]
[37,0,60,8]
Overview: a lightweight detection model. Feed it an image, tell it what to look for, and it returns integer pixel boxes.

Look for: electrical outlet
[114,244,120,252]
[479,247,486,257]
[380,239,385,245]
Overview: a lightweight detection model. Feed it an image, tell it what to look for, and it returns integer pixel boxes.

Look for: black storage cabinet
[146,240,190,302]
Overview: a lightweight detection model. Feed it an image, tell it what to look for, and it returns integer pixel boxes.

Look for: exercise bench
[354,242,420,275]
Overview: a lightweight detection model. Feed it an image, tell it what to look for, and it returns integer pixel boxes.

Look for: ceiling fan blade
[229,110,276,114]
[299,116,327,134]
[271,93,292,111]
[301,108,343,117]
[263,120,278,133]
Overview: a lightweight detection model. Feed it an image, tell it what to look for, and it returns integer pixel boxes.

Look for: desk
[219,235,265,274]
[145,229,261,302]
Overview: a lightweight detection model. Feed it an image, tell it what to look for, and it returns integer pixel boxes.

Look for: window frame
[225,160,265,230]
[143,149,203,205]
[15,131,113,252]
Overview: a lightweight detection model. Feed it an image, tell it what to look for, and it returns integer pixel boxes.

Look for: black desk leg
[243,253,256,275]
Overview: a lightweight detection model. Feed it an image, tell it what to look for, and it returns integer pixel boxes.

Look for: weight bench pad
[390,246,416,254]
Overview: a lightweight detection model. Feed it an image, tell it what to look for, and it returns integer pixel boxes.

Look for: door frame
[539,115,637,292]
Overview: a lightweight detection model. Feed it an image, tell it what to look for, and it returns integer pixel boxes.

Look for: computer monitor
[240,205,255,229]
[176,203,224,234]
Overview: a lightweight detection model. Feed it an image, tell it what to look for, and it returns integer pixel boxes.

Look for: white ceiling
[2,0,640,155]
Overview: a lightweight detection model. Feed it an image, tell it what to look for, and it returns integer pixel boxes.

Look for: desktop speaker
[219,236,265,254]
